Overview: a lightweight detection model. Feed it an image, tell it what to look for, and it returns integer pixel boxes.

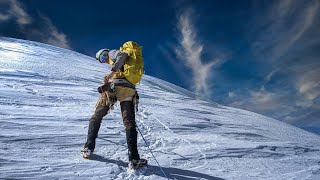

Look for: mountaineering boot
[81,147,93,159]
[128,158,148,170]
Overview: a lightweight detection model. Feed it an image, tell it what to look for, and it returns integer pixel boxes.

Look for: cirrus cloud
[234,0,320,133]
[175,9,225,97]
[0,0,71,49]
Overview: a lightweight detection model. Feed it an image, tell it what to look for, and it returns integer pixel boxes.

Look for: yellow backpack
[119,41,144,85]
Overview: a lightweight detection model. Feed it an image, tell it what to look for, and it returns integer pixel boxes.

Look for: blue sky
[1,0,319,134]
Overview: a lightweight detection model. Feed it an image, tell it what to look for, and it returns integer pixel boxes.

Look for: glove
[97,83,115,93]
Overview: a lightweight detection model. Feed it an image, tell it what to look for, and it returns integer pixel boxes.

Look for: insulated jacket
[107,50,134,88]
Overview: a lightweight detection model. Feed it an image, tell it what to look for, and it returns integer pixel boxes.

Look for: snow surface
[1,37,320,180]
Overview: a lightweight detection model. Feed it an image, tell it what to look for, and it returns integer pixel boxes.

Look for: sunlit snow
[1,37,320,180]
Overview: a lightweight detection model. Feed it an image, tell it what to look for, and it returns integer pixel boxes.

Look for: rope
[136,125,170,180]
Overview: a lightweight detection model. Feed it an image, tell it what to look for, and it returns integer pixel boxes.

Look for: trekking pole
[136,126,170,180]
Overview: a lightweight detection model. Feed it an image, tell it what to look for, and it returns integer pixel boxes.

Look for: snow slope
[1,37,320,180]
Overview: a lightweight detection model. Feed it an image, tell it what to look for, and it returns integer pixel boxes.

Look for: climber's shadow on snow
[90,154,224,180]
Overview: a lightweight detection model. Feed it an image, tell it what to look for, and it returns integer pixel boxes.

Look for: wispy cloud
[0,0,31,25]
[276,0,318,60]
[252,0,319,62]
[175,9,225,96]
[0,13,10,21]
[228,88,297,120]
[265,69,279,82]
[40,16,70,49]
[9,0,32,25]
[256,0,320,86]
[0,0,71,49]
[295,66,320,101]
[234,0,320,132]
[230,88,279,111]
[263,0,320,103]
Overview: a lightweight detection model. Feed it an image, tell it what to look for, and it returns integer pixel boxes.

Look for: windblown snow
[1,37,320,180]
